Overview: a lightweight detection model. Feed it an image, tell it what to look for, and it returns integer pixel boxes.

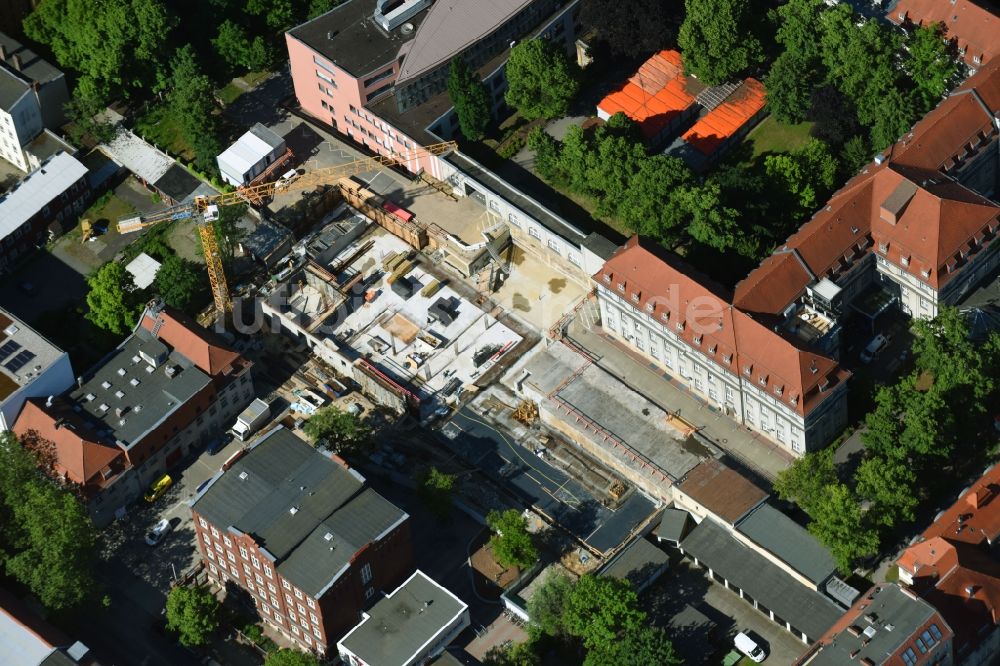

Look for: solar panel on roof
[5,350,35,373]
[0,340,21,363]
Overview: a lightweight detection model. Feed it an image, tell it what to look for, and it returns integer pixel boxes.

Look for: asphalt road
[441,406,654,554]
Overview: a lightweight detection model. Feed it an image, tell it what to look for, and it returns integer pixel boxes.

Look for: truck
[231,398,271,442]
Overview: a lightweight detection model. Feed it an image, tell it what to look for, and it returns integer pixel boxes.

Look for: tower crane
[117,141,456,319]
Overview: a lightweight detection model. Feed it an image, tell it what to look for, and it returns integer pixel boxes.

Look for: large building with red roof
[13,300,254,526]
[896,462,1000,664]
[889,0,1000,70]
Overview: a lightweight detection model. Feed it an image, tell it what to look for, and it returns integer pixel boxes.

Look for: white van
[860,333,890,364]
[735,631,767,662]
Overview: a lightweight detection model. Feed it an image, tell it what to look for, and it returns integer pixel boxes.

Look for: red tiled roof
[677,459,768,524]
[889,0,1000,67]
[923,546,1000,652]
[596,50,699,141]
[680,78,767,156]
[595,237,848,417]
[139,306,241,377]
[13,399,123,487]
[733,251,814,315]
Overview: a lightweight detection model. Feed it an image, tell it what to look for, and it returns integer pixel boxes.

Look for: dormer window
[973,54,982,65]
[774,385,783,396]
[759,375,768,386]
[675,321,685,332]
[790,395,799,406]
[602,274,610,283]
[946,260,957,273]
[921,268,931,279]
[645,303,654,313]
[661,311,669,322]
[818,379,830,392]
[810,364,818,375]
[617,282,625,292]
[631,293,640,303]
[850,225,859,234]
[709,344,717,354]
[693,335,702,345]
[743,364,752,376]
[901,255,910,266]
[878,242,888,253]
[723,354,733,364]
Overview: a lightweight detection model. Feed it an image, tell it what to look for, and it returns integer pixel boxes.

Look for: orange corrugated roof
[596,49,697,140]
[681,78,766,156]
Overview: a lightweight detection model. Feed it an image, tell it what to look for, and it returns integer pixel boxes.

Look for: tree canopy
[447,59,492,141]
[85,261,144,335]
[167,44,223,174]
[904,23,959,113]
[264,649,321,666]
[0,432,99,611]
[486,509,538,570]
[165,585,222,647]
[563,575,646,653]
[417,466,457,521]
[213,20,273,73]
[505,39,580,120]
[585,625,683,666]
[677,0,763,85]
[302,407,373,456]
[155,254,206,313]
[580,0,677,57]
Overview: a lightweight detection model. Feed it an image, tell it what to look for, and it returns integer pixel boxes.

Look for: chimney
[11,54,22,71]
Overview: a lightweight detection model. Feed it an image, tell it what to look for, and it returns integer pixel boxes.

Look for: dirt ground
[489,246,588,332]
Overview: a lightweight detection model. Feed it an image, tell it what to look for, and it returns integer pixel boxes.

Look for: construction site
[259,188,524,418]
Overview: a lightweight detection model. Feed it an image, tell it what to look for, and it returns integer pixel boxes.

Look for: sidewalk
[565,315,794,484]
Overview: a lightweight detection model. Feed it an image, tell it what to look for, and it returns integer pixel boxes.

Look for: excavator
[116,141,456,320]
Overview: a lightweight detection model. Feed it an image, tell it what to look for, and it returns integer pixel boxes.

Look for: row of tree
[0,432,100,611]
[765,0,959,153]
[775,308,1000,573]
[487,573,680,666]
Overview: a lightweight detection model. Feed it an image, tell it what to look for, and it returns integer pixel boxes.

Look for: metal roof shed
[217,123,286,187]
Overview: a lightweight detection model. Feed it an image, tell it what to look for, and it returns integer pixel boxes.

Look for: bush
[497,134,526,159]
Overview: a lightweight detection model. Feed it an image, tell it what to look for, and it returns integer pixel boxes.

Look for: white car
[145,518,173,547]
[860,333,890,364]
[735,631,767,662]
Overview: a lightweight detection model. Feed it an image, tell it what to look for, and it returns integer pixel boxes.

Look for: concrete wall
[0,88,40,171]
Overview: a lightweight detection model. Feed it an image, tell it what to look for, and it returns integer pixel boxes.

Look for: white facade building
[0,308,74,431]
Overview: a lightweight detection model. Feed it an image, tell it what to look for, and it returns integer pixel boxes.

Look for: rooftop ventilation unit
[374,0,431,31]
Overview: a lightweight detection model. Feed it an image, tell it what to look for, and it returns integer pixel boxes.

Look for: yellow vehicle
[144,474,173,503]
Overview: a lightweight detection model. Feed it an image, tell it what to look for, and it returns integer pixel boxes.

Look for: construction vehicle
[116,142,456,319]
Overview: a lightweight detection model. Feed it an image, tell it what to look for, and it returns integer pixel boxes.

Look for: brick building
[896,463,1000,664]
[13,300,254,525]
[0,151,89,272]
[191,427,412,656]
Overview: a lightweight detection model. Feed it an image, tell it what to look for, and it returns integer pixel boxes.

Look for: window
[227,551,236,563]
[365,587,375,600]
[507,213,519,227]
[303,635,312,646]
[230,565,238,577]
[199,518,207,529]
[274,614,283,625]
[915,637,927,653]
[313,55,336,74]
[243,564,251,576]
[363,68,394,88]
[223,536,232,548]
[902,648,917,666]
[286,594,293,605]
[251,555,260,569]
[264,565,272,578]
[246,582,255,594]
[206,549,215,561]
[307,599,315,609]
[528,227,541,240]
[313,628,322,640]
[282,580,291,591]
[255,573,264,585]
[920,628,939,648]
[211,527,219,538]
[292,626,300,636]
[294,588,303,600]
[547,239,560,254]
[316,70,336,85]
[267,583,276,594]
[310,613,319,625]
[929,625,942,641]
[298,603,306,615]
[239,546,248,559]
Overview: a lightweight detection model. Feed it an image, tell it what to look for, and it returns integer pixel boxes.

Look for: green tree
[618,155,694,246]
[0,433,99,611]
[85,261,144,335]
[773,447,837,518]
[213,20,273,72]
[417,467,457,521]
[526,571,572,638]
[807,483,879,574]
[766,52,816,124]
[168,44,223,173]
[855,456,918,527]
[484,640,541,666]
[676,181,752,255]
[905,23,959,113]
[487,509,538,570]
[447,59,491,141]
[563,575,645,653]
[585,625,682,666]
[527,127,564,184]
[773,0,824,60]
[264,649,321,666]
[840,135,871,174]
[505,39,580,120]
[587,133,648,217]
[911,307,998,399]
[154,255,206,313]
[25,0,178,102]
[308,0,344,20]
[765,139,839,215]
[165,585,221,647]
[302,407,373,456]
[210,203,250,270]
[581,0,676,57]
[246,0,296,31]
[556,124,593,193]
[677,0,763,85]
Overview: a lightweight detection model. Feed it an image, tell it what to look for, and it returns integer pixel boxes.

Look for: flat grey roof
[681,518,842,641]
[599,537,669,591]
[0,153,88,241]
[0,308,68,400]
[736,503,836,586]
[69,331,209,446]
[277,488,407,597]
[0,65,29,110]
[289,0,429,77]
[396,0,534,83]
[338,570,467,665]
[655,508,692,543]
[806,585,938,666]
[0,32,64,86]
[193,427,367,562]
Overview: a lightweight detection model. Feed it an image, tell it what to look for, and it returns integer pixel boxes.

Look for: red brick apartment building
[13,300,254,526]
[191,427,413,656]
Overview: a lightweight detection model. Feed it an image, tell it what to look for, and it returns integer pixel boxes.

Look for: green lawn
[241,70,271,88]
[134,105,195,161]
[81,192,137,231]
[217,82,244,106]
[746,116,816,156]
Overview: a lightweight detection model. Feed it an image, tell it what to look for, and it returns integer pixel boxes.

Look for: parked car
[860,333,891,363]
[145,518,173,546]
[144,474,173,503]
[735,631,767,662]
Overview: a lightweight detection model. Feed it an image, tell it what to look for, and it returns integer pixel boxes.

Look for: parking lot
[642,553,808,665]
